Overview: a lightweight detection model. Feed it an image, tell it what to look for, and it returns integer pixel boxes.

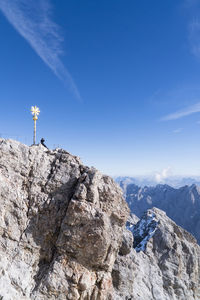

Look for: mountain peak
[124,182,200,244]
[113,206,200,300]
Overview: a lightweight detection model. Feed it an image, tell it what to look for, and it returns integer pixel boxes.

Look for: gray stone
[119,229,133,256]
[113,207,200,300]
[0,139,129,300]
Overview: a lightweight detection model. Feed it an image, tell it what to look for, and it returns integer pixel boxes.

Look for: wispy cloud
[0,0,80,99]
[184,0,200,60]
[161,102,200,121]
[173,128,183,133]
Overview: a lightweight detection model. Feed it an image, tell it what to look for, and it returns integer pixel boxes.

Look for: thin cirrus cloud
[173,128,183,133]
[161,102,200,121]
[0,0,80,100]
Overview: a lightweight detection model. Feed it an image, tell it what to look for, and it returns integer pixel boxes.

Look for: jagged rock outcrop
[113,208,200,300]
[0,139,129,300]
[124,183,200,244]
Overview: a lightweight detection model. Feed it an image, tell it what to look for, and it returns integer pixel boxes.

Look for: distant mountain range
[115,175,200,188]
[117,179,200,244]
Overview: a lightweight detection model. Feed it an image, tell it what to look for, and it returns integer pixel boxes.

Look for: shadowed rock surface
[113,208,200,300]
[0,139,129,300]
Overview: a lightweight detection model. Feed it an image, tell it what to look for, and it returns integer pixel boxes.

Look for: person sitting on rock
[40,138,48,149]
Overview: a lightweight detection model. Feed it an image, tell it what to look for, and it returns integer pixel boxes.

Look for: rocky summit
[0,139,129,300]
[0,139,200,300]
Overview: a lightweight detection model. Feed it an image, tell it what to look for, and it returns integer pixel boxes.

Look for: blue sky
[1,0,200,177]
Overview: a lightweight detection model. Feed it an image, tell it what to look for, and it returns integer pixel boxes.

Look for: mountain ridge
[121,181,200,244]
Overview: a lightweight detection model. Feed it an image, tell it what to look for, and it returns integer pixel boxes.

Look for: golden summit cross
[30,106,40,145]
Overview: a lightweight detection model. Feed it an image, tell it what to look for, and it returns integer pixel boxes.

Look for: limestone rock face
[113,208,200,300]
[0,139,129,300]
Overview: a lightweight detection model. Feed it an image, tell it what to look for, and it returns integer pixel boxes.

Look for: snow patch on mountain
[127,210,159,252]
